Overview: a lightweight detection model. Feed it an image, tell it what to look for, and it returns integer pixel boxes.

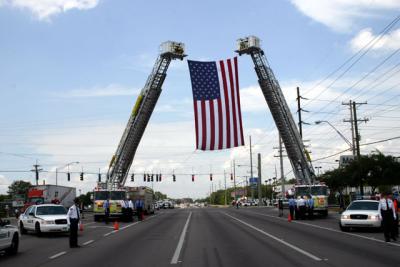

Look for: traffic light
[230,173,233,180]
[144,173,146,182]
[173,174,176,182]
[151,174,154,182]
[147,174,150,182]
[80,172,84,181]
[67,172,70,182]
[192,174,195,182]
[159,173,162,182]
[131,173,134,182]
[156,174,159,182]
[98,173,101,182]
[210,173,213,181]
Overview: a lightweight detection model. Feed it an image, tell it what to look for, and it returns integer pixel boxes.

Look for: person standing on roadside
[307,195,314,219]
[67,198,81,248]
[127,198,134,222]
[135,198,144,221]
[379,192,397,242]
[288,196,296,220]
[278,198,284,217]
[297,196,306,220]
[104,198,110,224]
[389,193,399,239]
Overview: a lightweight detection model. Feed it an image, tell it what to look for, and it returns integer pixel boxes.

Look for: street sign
[249,177,258,184]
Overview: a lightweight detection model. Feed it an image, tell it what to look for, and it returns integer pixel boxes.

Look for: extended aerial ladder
[106,41,186,190]
[236,36,315,184]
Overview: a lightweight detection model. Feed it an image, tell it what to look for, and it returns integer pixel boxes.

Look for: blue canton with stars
[188,60,221,101]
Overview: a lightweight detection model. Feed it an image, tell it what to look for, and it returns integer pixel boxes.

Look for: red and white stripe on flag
[190,57,245,150]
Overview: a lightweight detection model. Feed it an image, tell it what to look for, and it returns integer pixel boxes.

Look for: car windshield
[296,186,327,196]
[94,191,109,200]
[36,206,67,215]
[347,201,378,211]
[311,186,327,195]
[110,191,125,200]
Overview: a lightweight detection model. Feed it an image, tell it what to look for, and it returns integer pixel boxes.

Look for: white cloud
[0,0,99,21]
[350,28,400,53]
[291,0,400,32]
[0,175,11,194]
[59,84,139,98]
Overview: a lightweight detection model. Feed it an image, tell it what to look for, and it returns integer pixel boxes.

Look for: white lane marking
[102,214,161,237]
[83,222,96,226]
[223,212,322,261]
[49,251,67,259]
[248,211,400,248]
[83,240,94,246]
[170,212,192,264]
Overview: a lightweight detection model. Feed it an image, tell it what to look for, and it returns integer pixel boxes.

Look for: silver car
[339,200,382,231]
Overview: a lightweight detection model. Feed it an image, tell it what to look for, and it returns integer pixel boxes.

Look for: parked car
[19,204,69,235]
[339,200,382,232]
[0,218,19,255]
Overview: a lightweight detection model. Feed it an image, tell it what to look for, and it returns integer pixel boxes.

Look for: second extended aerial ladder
[236,36,315,185]
[106,41,186,190]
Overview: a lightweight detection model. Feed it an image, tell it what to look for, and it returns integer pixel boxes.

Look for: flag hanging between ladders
[188,57,245,150]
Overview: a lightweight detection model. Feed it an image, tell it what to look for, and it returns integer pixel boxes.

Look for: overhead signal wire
[301,14,400,103]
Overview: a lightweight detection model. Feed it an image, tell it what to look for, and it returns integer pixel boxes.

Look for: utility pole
[342,100,356,156]
[257,153,262,205]
[224,170,227,206]
[353,101,368,196]
[344,101,368,195]
[233,160,237,201]
[31,160,42,186]
[296,87,309,138]
[279,135,285,196]
[249,136,254,200]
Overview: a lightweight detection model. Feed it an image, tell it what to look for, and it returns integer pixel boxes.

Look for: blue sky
[1,0,399,198]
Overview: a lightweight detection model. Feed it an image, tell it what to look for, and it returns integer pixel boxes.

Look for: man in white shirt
[378,192,397,242]
[297,196,306,220]
[67,198,81,248]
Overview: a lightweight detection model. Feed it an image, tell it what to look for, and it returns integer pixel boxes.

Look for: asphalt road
[1,207,399,267]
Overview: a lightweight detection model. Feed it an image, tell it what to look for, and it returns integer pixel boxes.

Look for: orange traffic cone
[288,214,292,222]
[114,220,119,231]
[79,223,84,231]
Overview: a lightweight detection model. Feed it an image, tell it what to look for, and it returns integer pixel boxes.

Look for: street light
[315,120,353,149]
[56,161,80,186]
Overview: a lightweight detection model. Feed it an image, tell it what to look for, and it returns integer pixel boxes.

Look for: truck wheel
[6,234,19,255]
[35,222,42,236]
[19,222,27,235]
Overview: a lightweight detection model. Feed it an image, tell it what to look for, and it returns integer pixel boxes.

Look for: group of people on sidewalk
[284,195,314,220]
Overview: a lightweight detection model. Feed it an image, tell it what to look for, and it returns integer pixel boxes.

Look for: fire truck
[236,36,329,216]
[92,41,185,221]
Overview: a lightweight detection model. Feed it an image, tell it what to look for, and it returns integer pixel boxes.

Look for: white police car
[0,218,19,255]
[19,204,69,235]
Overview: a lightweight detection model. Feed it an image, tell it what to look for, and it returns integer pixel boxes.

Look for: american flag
[188,57,245,150]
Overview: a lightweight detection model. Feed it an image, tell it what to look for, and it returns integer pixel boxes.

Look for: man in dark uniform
[278,198,284,217]
[288,196,296,220]
[67,198,80,248]
[104,198,110,224]
[135,198,144,221]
